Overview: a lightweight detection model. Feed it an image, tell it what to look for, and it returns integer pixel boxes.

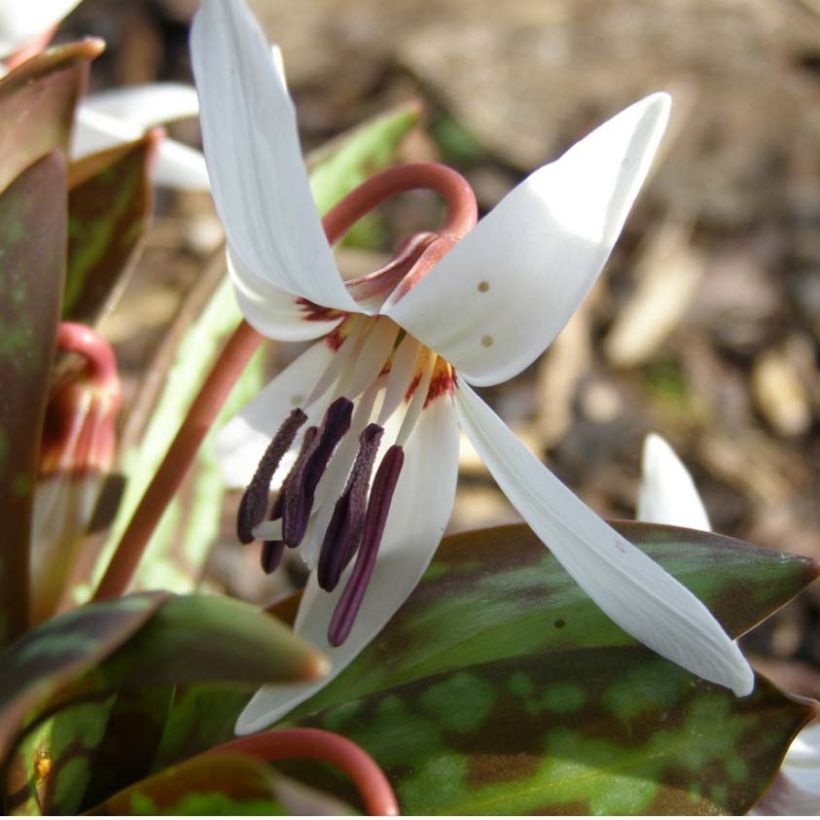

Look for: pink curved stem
[207,728,399,816]
[322,162,477,241]
[57,322,118,385]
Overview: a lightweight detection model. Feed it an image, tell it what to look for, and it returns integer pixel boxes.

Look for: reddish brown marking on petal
[404,371,423,403]
[320,314,358,352]
[424,359,455,407]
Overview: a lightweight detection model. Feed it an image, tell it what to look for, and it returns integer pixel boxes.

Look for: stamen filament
[328,444,404,646]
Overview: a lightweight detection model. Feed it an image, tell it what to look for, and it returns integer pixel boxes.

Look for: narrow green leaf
[64,134,156,323]
[0,40,102,195]
[0,152,68,648]
[102,595,328,689]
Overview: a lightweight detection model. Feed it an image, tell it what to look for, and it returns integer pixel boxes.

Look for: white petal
[72,106,210,192]
[386,94,670,387]
[215,340,337,488]
[235,392,460,733]
[0,0,81,56]
[82,84,200,129]
[72,106,142,158]
[454,381,754,696]
[152,138,210,191]
[637,433,711,531]
[228,249,341,342]
[190,0,359,312]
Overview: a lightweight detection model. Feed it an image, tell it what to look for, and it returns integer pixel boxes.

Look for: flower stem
[322,162,478,241]
[206,728,399,815]
[92,163,476,601]
[57,322,119,384]
[92,320,262,601]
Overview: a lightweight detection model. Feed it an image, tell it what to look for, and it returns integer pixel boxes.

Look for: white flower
[638,433,819,816]
[192,0,753,735]
[0,0,81,57]
[73,85,210,191]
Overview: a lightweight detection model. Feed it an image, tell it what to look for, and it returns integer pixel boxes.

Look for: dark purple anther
[282,397,353,548]
[236,408,307,544]
[328,444,404,647]
[317,423,384,592]
[260,539,285,574]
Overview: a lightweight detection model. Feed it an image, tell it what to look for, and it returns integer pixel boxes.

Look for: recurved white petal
[190,0,359,312]
[386,94,670,387]
[215,339,337,488]
[82,83,200,129]
[235,392,460,734]
[0,0,81,56]
[228,249,342,342]
[454,381,754,696]
[638,433,711,531]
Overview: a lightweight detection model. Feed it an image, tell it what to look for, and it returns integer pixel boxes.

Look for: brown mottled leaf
[0,593,164,765]
[0,40,103,195]
[2,595,327,813]
[274,523,817,814]
[64,133,158,323]
[0,152,67,647]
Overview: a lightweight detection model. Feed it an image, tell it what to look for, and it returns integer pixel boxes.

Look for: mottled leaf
[287,522,819,716]
[292,653,812,814]
[2,594,326,813]
[86,753,355,815]
[274,523,817,814]
[0,152,68,647]
[0,40,103,195]
[101,595,328,689]
[64,134,157,323]
[0,593,163,763]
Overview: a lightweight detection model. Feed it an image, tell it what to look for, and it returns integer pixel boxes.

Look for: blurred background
[62,0,819,696]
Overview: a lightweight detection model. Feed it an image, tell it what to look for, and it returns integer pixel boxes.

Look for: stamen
[260,539,285,574]
[328,444,404,646]
[236,408,307,544]
[282,397,353,548]
[317,423,384,592]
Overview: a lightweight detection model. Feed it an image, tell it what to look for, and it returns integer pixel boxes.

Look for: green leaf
[286,522,819,716]
[275,523,816,814]
[64,134,157,323]
[2,594,326,813]
[0,40,102,195]
[0,152,68,648]
[85,753,356,815]
[0,593,163,763]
